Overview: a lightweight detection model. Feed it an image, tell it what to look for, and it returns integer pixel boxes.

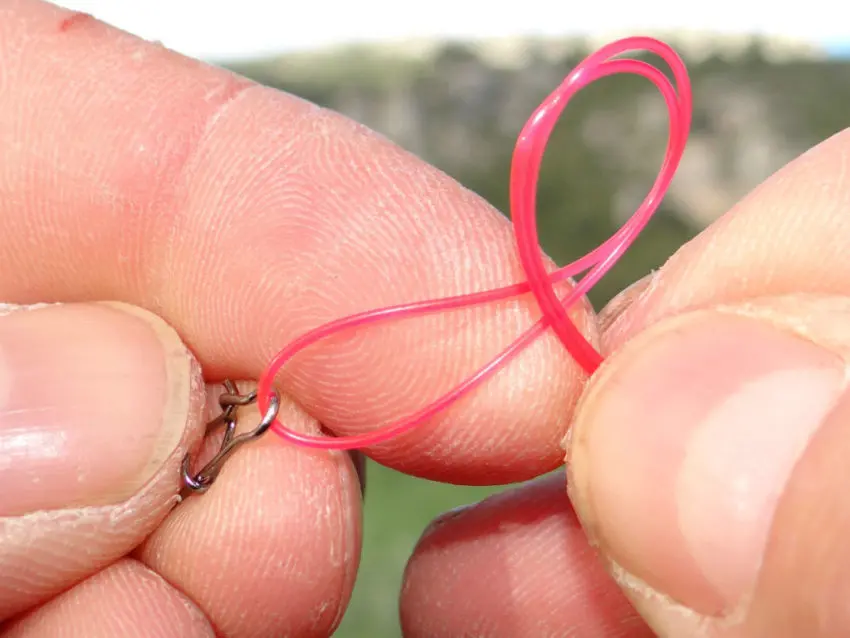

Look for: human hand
[2,2,848,637]
[1,2,590,635]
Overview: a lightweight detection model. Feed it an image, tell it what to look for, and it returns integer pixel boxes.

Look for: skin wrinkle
[105,562,212,637]
[0,14,258,304]
[151,79,255,310]
[0,486,177,612]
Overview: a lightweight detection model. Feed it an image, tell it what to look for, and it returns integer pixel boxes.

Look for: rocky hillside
[224,36,850,304]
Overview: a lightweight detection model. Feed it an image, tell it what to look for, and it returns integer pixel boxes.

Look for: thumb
[567,295,850,637]
[0,302,204,619]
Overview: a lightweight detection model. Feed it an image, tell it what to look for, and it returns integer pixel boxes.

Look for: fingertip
[0,302,205,619]
[400,473,649,637]
[139,393,362,638]
[2,560,214,638]
[568,296,850,637]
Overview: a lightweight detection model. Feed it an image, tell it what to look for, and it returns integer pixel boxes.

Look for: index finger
[0,0,595,482]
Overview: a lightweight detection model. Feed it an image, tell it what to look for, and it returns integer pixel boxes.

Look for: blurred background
[57,1,850,635]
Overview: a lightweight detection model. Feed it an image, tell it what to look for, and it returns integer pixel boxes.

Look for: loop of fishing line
[183,36,692,492]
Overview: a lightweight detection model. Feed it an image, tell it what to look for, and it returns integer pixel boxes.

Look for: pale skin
[1,2,849,637]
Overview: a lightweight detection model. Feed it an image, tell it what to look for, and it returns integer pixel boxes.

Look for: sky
[55,0,850,61]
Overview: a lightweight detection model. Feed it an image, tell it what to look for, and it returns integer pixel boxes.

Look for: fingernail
[0,303,191,515]
[569,311,844,615]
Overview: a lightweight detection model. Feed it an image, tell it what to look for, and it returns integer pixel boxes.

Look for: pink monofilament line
[256,36,693,451]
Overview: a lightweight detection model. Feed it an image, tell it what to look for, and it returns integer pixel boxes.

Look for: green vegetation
[342,463,500,637]
[228,39,850,636]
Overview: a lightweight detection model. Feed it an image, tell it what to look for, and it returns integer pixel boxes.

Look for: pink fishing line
[256,36,692,450]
